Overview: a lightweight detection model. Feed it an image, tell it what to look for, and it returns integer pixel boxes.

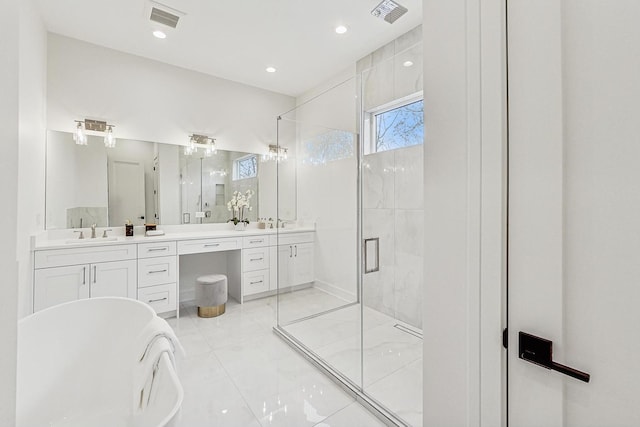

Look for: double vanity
[31,226,315,316]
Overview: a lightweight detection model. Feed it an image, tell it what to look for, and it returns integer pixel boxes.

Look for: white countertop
[33,226,315,250]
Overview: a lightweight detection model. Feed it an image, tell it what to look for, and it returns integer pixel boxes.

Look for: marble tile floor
[166,290,387,427]
[282,300,423,426]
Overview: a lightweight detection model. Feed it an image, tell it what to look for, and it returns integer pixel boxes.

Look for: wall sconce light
[73,119,116,148]
[184,134,216,156]
[261,144,288,162]
[73,121,88,145]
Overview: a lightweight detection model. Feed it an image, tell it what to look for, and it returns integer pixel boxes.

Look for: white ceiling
[35,0,422,97]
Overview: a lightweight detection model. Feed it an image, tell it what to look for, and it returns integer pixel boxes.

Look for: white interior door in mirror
[108,159,145,226]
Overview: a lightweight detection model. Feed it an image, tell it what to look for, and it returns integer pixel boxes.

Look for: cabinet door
[292,242,315,286]
[34,265,89,312]
[277,244,294,289]
[90,260,137,299]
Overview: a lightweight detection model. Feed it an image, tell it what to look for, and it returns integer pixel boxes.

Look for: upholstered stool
[195,274,228,318]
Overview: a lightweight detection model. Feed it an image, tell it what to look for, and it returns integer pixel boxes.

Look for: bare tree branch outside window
[375,99,424,152]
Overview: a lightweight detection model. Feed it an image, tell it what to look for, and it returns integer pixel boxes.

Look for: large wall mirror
[45,130,296,229]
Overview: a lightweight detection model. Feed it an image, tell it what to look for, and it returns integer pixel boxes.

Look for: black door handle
[518,332,590,383]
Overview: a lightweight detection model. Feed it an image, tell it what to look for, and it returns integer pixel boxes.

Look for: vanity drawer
[243,269,270,296]
[177,238,241,255]
[242,247,270,272]
[138,256,177,288]
[138,283,177,314]
[138,241,177,258]
[242,235,270,248]
[275,232,315,246]
[35,244,137,269]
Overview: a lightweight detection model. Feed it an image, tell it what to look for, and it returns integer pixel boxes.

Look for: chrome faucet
[91,224,97,239]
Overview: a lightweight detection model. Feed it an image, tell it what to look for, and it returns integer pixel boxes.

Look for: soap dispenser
[125,220,134,237]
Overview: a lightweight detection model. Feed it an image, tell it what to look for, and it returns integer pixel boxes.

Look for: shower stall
[274,31,424,426]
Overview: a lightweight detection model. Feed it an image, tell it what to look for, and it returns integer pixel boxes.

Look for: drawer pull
[148,269,168,274]
[148,247,168,252]
[250,257,264,261]
[82,267,86,285]
[204,243,220,247]
[250,280,264,285]
[148,297,168,303]
[249,239,263,244]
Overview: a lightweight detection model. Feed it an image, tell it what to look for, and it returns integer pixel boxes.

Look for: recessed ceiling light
[153,30,167,39]
[265,67,277,73]
[335,25,348,34]
[403,60,414,67]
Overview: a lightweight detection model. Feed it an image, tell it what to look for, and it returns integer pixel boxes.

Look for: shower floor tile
[280,289,424,426]
[170,291,387,427]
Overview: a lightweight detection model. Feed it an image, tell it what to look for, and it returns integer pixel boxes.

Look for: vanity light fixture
[261,144,288,162]
[73,119,116,147]
[104,125,116,148]
[184,134,216,156]
[73,121,88,145]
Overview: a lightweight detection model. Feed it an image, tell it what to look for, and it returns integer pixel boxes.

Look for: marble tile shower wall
[358,24,424,330]
[363,144,424,329]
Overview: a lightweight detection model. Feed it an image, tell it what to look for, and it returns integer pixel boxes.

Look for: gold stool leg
[197,303,226,318]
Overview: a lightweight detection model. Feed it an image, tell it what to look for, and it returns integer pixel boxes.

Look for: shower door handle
[364,238,380,274]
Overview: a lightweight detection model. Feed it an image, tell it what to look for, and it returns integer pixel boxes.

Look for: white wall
[0,2,20,423]
[17,0,47,319]
[422,1,506,426]
[47,34,295,155]
[2,0,47,422]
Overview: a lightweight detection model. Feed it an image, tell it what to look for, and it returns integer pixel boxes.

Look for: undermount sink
[65,237,121,244]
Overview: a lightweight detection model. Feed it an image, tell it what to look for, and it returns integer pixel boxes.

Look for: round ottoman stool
[195,274,228,318]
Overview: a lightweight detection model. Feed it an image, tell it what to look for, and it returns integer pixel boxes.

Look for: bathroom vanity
[31,227,315,316]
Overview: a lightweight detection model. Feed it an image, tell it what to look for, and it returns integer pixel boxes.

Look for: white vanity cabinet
[32,229,316,313]
[33,244,137,312]
[275,233,315,289]
[137,241,178,315]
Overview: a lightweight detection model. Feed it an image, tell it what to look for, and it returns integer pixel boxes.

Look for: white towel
[132,316,185,412]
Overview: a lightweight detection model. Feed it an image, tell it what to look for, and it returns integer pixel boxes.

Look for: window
[233,154,257,180]
[367,97,424,154]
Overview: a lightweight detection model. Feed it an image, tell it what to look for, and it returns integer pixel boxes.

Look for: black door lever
[518,332,591,383]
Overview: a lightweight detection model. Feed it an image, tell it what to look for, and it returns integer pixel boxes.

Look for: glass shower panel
[276,77,363,386]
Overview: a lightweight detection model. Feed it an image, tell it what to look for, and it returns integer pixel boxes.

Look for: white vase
[234,222,247,231]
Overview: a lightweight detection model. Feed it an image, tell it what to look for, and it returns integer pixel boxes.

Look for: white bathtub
[17,297,184,427]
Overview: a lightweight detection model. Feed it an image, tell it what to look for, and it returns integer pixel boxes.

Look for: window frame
[232,154,258,181]
[364,91,424,155]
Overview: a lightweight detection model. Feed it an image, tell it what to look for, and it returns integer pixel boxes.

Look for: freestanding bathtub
[17,297,184,427]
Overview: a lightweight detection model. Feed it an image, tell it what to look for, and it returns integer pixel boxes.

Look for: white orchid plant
[227,190,254,225]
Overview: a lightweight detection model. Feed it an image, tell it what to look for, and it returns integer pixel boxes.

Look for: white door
[508,1,640,426]
[33,265,89,311]
[108,159,146,226]
[89,260,137,299]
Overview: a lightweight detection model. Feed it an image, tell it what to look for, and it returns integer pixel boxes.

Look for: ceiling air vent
[150,6,180,28]
[371,0,408,24]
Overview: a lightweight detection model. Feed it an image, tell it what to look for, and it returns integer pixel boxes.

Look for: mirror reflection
[45,130,295,229]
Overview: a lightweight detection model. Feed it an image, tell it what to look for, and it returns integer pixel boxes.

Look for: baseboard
[313,280,356,302]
